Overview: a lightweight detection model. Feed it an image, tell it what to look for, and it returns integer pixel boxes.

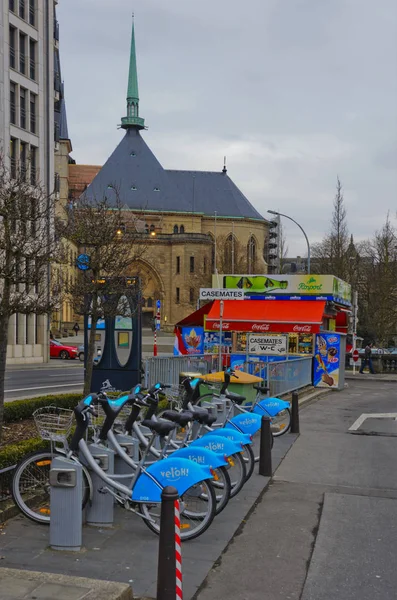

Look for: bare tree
[0,155,59,439]
[58,192,147,393]
[312,177,350,278]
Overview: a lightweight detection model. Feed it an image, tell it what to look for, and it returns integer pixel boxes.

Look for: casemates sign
[248,334,288,355]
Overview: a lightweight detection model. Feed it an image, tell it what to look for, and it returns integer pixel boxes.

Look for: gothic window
[247,236,257,274]
[180,225,185,234]
[173,225,179,234]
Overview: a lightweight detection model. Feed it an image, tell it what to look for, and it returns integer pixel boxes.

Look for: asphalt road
[5,361,84,401]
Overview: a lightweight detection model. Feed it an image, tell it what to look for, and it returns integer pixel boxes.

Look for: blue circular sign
[156,299,161,309]
[76,254,90,271]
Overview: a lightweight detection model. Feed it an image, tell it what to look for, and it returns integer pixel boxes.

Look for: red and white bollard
[174,499,183,600]
[153,330,158,357]
[157,487,182,600]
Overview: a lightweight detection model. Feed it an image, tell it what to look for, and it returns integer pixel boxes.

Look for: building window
[247,236,257,274]
[19,33,26,74]
[30,146,37,185]
[10,82,16,125]
[9,0,15,12]
[29,39,36,80]
[189,288,194,303]
[29,0,35,26]
[173,224,179,234]
[176,256,180,274]
[30,92,36,133]
[147,297,153,308]
[10,138,17,179]
[19,0,25,20]
[20,87,27,129]
[180,225,185,234]
[20,141,28,182]
[9,27,16,69]
[176,287,180,304]
[190,256,195,273]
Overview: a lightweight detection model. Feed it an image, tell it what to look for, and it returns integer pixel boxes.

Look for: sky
[58,0,397,256]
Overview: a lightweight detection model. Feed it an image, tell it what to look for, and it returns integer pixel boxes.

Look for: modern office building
[0,0,60,363]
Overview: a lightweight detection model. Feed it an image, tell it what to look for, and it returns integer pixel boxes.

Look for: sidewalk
[194,378,397,600]
[345,371,397,382]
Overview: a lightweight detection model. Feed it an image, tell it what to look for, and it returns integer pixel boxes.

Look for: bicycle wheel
[240,443,255,481]
[271,408,291,437]
[206,466,231,515]
[12,450,90,524]
[139,479,216,541]
[227,451,246,499]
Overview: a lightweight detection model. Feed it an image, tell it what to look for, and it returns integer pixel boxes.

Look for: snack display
[313,333,341,389]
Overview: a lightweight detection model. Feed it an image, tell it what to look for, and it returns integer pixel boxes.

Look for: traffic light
[266,218,280,274]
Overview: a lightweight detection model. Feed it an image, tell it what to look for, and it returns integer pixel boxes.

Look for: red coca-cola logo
[293,325,312,333]
[251,323,271,332]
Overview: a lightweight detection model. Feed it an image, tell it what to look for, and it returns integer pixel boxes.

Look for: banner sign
[199,288,245,300]
[213,274,351,305]
[181,327,204,354]
[204,331,232,355]
[248,334,288,355]
[313,333,341,389]
[205,320,320,334]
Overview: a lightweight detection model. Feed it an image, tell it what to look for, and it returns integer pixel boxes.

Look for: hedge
[0,438,50,470]
[4,393,83,424]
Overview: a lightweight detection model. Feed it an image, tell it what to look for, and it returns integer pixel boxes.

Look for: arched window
[147,297,153,308]
[247,236,257,274]
[150,224,155,232]
[180,225,185,234]
[173,225,179,234]
[225,234,235,274]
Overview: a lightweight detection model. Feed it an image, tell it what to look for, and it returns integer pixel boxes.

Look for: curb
[345,374,397,383]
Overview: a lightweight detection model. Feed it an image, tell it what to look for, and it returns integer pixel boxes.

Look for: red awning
[205,300,326,333]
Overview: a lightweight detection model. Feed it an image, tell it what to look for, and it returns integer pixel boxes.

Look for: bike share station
[50,277,142,551]
[175,274,351,395]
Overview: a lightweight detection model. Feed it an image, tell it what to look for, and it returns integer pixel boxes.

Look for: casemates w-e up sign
[248,334,288,355]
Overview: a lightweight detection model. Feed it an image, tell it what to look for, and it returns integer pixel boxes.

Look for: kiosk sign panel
[248,334,288,355]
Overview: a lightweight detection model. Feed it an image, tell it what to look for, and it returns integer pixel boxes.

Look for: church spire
[121,15,145,130]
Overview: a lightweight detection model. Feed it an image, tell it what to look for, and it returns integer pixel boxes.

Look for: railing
[245,356,313,396]
[144,354,219,388]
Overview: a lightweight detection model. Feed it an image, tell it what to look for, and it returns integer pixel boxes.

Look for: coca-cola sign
[251,323,271,332]
[211,322,231,330]
[292,325,312,333]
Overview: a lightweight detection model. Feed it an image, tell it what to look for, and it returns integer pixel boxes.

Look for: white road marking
[48,374,84,378]
[349,413,397,431]
[5,383,83,393]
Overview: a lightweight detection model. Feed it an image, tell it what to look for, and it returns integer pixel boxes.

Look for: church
[60,19,269,331]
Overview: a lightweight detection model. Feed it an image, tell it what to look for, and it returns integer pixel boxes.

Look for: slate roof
[83,129,264,220]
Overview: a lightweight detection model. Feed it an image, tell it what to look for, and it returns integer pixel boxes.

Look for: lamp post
[267,210,311,274]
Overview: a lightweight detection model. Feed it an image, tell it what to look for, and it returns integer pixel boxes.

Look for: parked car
[50,339,79,360]
[78,344,84,362]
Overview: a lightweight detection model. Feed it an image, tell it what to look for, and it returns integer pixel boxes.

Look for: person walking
[359,342,375,374]
[73,322,80,337]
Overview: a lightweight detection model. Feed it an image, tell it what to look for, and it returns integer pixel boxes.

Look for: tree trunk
[84,291,98,395]
[0,311,10,443]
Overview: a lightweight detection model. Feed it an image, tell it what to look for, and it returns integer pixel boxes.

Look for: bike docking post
[84,444,115,527]
[157,486,183,600]
[290,391,300,434]
[108,434,139,489]
[259,415,272,477]
[50,456,83,551]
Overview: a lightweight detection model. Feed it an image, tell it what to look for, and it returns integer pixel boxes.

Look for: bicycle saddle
[225,391,246,405]
[253,384,270,394]
[190,407,217,426]
[141,419,177,437]
[161,410,193,427]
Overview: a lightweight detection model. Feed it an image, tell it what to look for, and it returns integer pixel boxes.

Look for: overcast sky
[58,0,397,255]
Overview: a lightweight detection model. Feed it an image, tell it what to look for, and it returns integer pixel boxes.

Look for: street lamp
[267,210,311,274]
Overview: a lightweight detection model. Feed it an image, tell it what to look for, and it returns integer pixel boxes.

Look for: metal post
[219,299,224,370]
[157,486,182,600]
[259,416,272,477]
[352,290,358,376]
[154,329,158,357]
[290,391,300,434]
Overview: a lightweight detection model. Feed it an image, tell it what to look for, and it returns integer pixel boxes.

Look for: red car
[50,339,79,360]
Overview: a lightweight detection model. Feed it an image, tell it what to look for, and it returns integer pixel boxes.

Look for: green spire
[121,15,145,130]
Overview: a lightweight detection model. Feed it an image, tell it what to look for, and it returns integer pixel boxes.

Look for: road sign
[156,299,161,309]
[199,288,245,300]
[352,349,359,362]
[248,334,288,355]
[76,254,90,271]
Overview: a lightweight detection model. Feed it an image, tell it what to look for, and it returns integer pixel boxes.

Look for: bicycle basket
[33,406,74,442]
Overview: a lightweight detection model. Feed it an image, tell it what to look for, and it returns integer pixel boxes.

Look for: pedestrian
[73,322,80,337]
[359,342,375,374]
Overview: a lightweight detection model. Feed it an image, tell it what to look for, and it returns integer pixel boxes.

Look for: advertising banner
[214,274,351,304]
[205,320,320,334]
[204,331,232,355]
[181,327,204,355]
[248,334,288,355]
[313,333,341,389]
